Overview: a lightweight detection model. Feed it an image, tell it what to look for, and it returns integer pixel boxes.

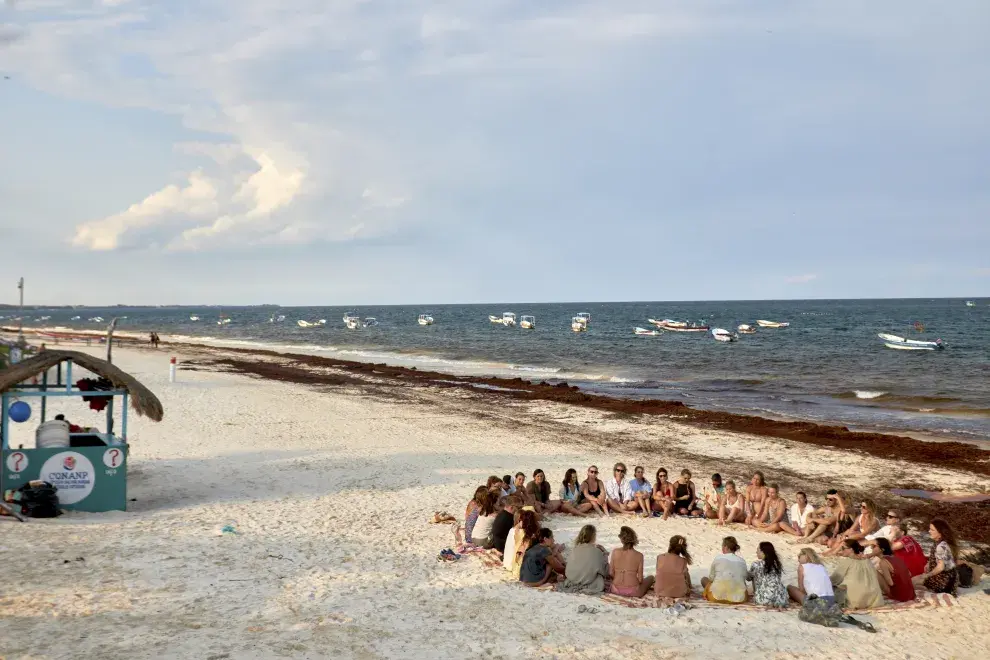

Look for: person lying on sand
[605,463,639,514]
[701,536,748,603]
[673,469,703,517]
[718,480,746,526]
[823,498,879,556]
[580,465,609,516]
[609,526,655,597]
[520,528,566,587]
[559,468,595,515]
[701,473,725,519]
[629,466,654,518]
[781,491,815,537]
[752,484,788,533]
[744,472,768,526]
[526,469,563,514]
[652,468,676,520]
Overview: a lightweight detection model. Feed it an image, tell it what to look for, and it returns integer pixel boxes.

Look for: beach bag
[957,564,974,588]
[798,596,843,627]
[14,481,61,518]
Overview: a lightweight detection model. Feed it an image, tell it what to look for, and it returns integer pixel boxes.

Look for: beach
[1,343,989,659]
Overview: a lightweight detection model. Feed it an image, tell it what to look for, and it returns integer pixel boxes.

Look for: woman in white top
[782,491,815,537]
[787,547,835,604]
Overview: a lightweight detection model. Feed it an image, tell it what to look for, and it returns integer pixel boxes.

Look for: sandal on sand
[842,615,877,633]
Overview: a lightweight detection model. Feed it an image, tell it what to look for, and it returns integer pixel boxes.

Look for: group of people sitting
[462,465,983,604]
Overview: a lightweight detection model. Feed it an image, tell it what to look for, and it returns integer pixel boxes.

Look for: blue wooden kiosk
[1,350,163,512]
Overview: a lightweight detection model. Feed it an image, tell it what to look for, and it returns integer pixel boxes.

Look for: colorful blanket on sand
[464,548,961,613]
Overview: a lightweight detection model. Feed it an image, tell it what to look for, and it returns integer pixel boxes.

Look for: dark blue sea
[7,299,989,441]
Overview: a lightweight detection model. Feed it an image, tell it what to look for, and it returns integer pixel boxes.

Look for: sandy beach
[2,344,989,659]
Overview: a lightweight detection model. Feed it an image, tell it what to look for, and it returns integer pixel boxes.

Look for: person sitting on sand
[501,474,515,497]
[914,518,959,595]
[718,480,746,526]
[865,508,900,545]
[673,469,702,517]
[701,473,725,519]
[520,528,567,587]
[652,468,676,520]
[605,463,638,514]
[559,468,595,515]
[654,535,692,599]
[824,498,879,556]
[782,491,815,537]
[629,466,653,518]
[609,526,655,598]
[744,472,769,526]
[752,484,788,533]
[701,537,748,604]
[875,538,916,602]
[526,469,563,514]
[748,541,789,607]
[580,465,609,516]
[466,488,499,545]
[504,508,540,578]
[513,472,534,504]
[794,488,842,543]
[558,524,609,594]
[464,486,490,544]
[489,495,520,551]
[787,547,834,605]
[830,540,884,609]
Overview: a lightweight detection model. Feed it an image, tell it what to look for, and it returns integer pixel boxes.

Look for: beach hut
[1,350,163,513]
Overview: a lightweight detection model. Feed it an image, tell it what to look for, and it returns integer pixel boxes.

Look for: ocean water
[7,299,989,441]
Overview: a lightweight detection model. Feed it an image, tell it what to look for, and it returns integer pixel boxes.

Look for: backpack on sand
[799,596,877,633]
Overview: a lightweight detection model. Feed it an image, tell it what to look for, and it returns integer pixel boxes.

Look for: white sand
[1,345,988,659]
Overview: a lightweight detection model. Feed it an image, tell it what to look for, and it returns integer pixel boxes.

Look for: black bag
[16,481,61,518]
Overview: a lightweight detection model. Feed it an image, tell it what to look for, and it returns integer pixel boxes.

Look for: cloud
[785,274,818,284]
[72,170,218,250]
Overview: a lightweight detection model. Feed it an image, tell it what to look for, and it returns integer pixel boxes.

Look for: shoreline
[174,343,990,545]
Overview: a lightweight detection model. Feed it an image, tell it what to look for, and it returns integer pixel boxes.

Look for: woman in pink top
[655,535,692,599]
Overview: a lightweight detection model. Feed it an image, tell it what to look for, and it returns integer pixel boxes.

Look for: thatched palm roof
[0,350,163,422]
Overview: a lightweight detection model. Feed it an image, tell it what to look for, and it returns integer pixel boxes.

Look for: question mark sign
[109,449,120,467]
[103,448,123,469]
[13,452,25,471]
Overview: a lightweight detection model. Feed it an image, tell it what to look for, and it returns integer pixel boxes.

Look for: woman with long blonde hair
[787,547,835,604]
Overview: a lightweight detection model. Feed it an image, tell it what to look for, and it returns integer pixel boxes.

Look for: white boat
[363,317,378,327]
[634,327,660,336]
[502,312,516,327]
[488,315,503,324]
[711,328,738,342]
[217,317,231,326]
[343,313,360,329]
[571,317,588,332]
[189,315,200,321]
[737,324,756,334]
[343,312,360,323]
[70,315,81,321]
[269,314,285,323]
[877,333,944,350]
[965,301,976,307]
[756,320,789,328]
[576,312,591,325]
[520,315,535,329]
[418,314,434,326]
[647,318,666,327]
[661,319,687,328]
[89,316,104,323]
[297,320,315,328]
[662,322,710,332]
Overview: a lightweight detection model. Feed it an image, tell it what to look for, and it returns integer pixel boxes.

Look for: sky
[1,0,989,306]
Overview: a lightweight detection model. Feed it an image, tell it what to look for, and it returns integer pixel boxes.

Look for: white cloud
[785,274,818,284]
[72,170,218,250]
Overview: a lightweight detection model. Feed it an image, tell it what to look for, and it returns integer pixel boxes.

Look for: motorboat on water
[576,312,591,324]
[501,312,516,327]
[269,314,286,323]
[189,315,200,321]
[89,316,104,323]
[70,315,81,321]
[965,301,976,307]
[345,317,361,329]
[571,317,588,332]
[418,314,434,326]
[877,333,944,350]
[297,319,327,328]
[520,315,535,329]
[756,320,789,328]
[661,321,709,332]
[711,328,738,342]
[363,317,378,327]
[634,327,661,336]
[737,324,756,334]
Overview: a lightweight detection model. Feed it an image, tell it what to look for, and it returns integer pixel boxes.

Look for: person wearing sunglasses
[823,499,880,556]
[652,468,676,520]
[605,463,638,514]
[862,509,902,556]
[580,465,608,516]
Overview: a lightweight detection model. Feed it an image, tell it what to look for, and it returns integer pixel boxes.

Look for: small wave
[854,390,888,400]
